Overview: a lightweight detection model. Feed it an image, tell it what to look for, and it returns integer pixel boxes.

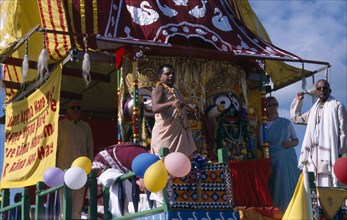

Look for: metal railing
[0,170,98,220]
[107,172,168,220]
[0,149,233,220]
[0,188,30,220]
[0,168,166,220]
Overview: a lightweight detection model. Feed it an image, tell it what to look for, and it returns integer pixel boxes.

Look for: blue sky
[249,0,347,156]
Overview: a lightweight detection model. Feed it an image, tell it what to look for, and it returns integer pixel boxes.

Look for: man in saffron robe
[290,79,347,187]
[151,64,197,158]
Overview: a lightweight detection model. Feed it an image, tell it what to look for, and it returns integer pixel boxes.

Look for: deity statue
[181,81,209,157]
[205,71,252,160]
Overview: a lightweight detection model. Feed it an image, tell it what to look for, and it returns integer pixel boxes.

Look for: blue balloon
[132,153,160,177]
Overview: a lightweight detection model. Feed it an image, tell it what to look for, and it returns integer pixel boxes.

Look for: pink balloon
[164,152,191,177]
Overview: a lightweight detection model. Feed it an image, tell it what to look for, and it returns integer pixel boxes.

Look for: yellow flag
[283,173,310,220]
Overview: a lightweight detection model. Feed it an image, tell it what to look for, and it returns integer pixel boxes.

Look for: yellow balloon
[144,160,168,192]
[71,156,92,174]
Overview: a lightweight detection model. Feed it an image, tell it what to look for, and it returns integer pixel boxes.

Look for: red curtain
[230,159,273,207]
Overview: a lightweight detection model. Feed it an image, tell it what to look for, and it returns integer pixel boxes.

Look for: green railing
[0,167,166,220]
[0,170,97,220]
[1,148,235,220]
[0,188,30,220]
[108,172,169,220]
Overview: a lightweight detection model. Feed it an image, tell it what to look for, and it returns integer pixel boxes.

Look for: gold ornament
[125,68,157,93]
[205,67,242,99]
[157,82,191,132]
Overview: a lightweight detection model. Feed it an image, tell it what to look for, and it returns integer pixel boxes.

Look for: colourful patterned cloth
[168,163,233,209]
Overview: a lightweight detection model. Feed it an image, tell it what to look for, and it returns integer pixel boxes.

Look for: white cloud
[250,0,346,103]
[249,0,347,157]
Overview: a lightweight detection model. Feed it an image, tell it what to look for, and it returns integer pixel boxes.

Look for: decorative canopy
[0,0,330,117]
[98,0,301,61]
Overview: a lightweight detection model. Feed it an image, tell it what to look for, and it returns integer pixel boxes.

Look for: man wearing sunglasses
[290,79,347,187]
[57,99,94,219]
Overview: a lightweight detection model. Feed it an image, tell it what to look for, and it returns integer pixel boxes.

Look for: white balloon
[64,167,87,190]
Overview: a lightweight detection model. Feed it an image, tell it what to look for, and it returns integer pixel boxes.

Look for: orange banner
[1,66,61,188]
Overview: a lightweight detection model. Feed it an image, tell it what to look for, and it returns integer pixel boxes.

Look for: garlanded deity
[205,71,252,160]
[181,81,209,157]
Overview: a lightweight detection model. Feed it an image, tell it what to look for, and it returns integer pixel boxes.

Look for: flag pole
[302,160,314,220]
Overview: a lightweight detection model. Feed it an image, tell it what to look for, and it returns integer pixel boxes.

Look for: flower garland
[157,82,191,131]
[223,124,242,144]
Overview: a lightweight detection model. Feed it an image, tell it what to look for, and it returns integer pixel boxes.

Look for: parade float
[0,0,338,219]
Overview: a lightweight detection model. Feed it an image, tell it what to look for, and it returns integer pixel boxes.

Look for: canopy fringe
[36,31,49,84]
[82,36,91,86]
[21,40,29,89]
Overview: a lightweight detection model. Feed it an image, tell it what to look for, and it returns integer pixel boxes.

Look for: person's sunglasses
[266,103,278,107]
[316,86,329,91]
[70,106,81,111]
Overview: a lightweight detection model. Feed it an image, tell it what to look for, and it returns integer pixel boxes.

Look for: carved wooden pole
[260,70,269,158]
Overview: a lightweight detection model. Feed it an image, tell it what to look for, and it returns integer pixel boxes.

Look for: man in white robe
[290,79,347,187]
[57,99,94,219]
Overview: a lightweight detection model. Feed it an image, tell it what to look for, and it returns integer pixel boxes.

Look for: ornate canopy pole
[132,50,144,144]
[259,61,269,159]
[117,67,123,144]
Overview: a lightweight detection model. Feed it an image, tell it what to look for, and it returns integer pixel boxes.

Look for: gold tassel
[37,32,49,84]
[82,36,91,86]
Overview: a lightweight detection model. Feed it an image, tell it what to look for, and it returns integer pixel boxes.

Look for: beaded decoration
[157,82,191,131]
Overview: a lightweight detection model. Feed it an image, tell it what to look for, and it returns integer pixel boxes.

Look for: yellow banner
[283,173,310,220]
[1,66,61,188]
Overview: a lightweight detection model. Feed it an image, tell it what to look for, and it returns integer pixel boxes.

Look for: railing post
[0,189,10,220]
[159,147,169,212]
[22,188,30,219]
[303,160,314,220]
[88,170,98,219]
[35,182,46,219]
[103,185,112,220]
[308,171,319,220]
[63,185,72,220]
[131,176,139,212]
[0,189,9,208]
